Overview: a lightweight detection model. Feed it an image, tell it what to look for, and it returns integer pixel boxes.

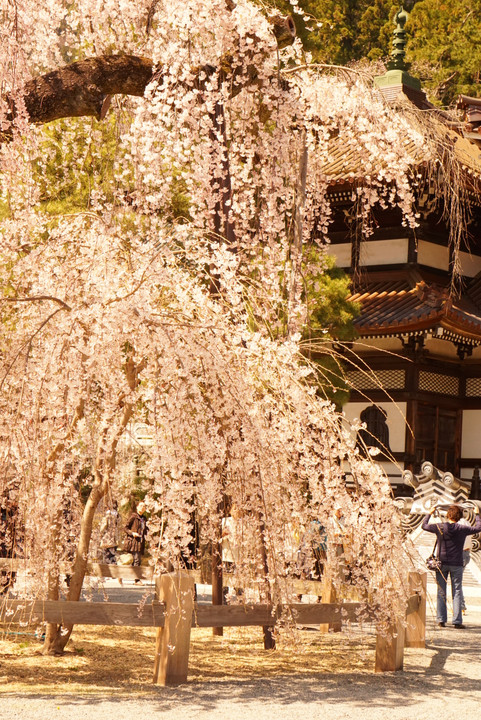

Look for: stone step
[411,534,481,587]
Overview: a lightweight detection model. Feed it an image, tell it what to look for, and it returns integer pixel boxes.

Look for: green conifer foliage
[407,0,481,105]
[272,1,400,64]
[272,0,481,104]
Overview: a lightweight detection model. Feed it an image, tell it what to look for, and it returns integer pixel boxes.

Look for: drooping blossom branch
[0,0,423,658]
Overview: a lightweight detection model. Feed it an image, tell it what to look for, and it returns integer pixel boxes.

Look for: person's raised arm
[422,507,438,533]
[468,511,481,534]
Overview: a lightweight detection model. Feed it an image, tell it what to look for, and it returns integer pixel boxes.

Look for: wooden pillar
[405,571,426,649]
[152,571,195,686]
[319,574,342,633]
[375,618,405,672]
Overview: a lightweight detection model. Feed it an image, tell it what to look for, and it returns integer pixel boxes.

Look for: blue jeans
[435,564,464,625]
[461,551,470,610]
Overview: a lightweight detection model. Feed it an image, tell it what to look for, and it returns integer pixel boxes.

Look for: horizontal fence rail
[0,560,323,594]
[0,558,157,581]
[1,599,382,628]
[0,567,427,685]
[1,600,166,627]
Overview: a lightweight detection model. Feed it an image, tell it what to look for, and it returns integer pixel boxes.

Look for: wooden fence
[0,558,426,686]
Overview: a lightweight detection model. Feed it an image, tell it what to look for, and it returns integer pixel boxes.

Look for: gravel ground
[1,584,480,720]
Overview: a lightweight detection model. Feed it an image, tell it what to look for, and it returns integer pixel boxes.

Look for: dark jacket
[422,513,481,566]
[0,501,18,558]
[124,512,147,554]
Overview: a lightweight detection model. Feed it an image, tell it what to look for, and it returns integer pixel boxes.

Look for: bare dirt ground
[0,583,480,720]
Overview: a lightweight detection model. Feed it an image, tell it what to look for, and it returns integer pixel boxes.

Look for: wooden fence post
[319,574,342,633]
[405,571,426,648]
[152,571,195,686]
[375,617,405,672]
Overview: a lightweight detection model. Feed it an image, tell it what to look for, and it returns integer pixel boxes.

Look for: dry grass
[0,624,376,695]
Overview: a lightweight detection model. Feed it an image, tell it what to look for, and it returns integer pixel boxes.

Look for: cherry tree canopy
[0,0,424,652]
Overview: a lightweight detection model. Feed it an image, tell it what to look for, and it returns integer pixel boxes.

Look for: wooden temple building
[322,7,481,497]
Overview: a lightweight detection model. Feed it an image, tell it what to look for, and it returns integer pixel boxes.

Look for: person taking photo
[422,504,481,628]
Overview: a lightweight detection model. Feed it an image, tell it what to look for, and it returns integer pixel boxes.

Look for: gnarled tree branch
[2,14,295,139]
[5,55,154,128]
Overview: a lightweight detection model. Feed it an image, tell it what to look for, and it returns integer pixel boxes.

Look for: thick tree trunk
[2,15,295,138]
[211,101,236,246]
[257,510,276,650]
[42,400,135,655]
[41,483,107,655]
[211,532,224,637]
[42,552,61,653]
[7,56,154,127]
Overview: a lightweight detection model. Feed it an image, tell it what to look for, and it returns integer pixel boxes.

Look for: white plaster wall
[359,238,409,266]
[468,346,481,361]
[326,242,351,268]
[461,409,481,458]
[458,250,481,278]
[355,337,403,353]
[417,240,449,271]
[424,337,459,360]
[342,401,407,453]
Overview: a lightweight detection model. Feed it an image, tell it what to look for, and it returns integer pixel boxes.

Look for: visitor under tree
[422,504,481,628]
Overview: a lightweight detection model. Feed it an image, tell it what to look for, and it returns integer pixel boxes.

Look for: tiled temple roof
[322,79,481,345]
[321,119,481,187]
[349,275,481,343]
[320,135,422,184]
[457,95,481,141]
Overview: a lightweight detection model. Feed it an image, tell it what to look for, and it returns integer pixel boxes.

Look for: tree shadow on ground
[2,622,481,711]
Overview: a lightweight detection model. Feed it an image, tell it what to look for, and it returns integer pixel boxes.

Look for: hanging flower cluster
[0,0,426,648]
[122,0,425,332]
[0,212,411,622]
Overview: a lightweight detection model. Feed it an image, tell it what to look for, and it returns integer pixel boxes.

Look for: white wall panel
[458,250,481,278]
[417,240,449,271]
[461,409,481,457]
[326,242,351,268]
[359,238,409,266]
